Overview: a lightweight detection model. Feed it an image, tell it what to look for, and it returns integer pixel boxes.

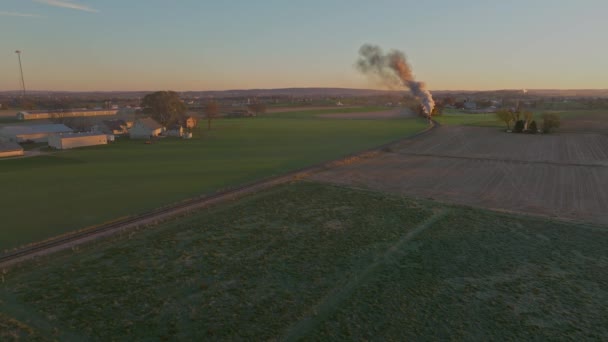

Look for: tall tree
[141,91,187,126]
[204,101,220,129]
[496,109,514,130]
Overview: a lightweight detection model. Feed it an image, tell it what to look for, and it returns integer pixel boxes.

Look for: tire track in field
[281,209,449,341]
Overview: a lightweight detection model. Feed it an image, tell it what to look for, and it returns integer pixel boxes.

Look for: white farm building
[129,117,164,139]
[0,124,73,143]
[0,141,24,158]
[48,132,108,150]
[16,109,118,121]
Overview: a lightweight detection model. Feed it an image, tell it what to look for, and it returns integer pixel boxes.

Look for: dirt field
[317,108,416,119]
[310,126,608,225]
[561,111,608,134]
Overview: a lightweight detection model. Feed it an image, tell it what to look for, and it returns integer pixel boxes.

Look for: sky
[1,0,607,91]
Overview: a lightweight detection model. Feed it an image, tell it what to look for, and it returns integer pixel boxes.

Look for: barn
[0,124,73,143]
[129,117,164,139]
[16,109,118,121]
[0,141,24,158]
[48,132,108,150]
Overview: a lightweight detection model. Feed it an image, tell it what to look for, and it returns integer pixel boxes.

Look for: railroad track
[0,120,438,268]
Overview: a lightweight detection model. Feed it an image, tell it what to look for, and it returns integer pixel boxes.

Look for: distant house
[94,119,129,135]
[464,100,477,110]
[0,124,73,143]
[129,117,164,139]
[48,132,108,150]
[16,109,118,121]
[0,141,24,158]
[165,125,184,137]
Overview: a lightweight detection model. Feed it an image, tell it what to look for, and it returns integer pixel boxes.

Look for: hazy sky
[1,0,607,91]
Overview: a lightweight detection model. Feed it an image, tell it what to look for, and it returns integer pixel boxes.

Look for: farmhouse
[48,132,108,150]
[16,109,118,121]
[0,124,73,143]
[0,141,24,158]
[165,125,184,137]
[93,119,129,135]
[129,117,164,139]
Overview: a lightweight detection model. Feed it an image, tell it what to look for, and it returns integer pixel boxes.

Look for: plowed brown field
[310,126,608,224]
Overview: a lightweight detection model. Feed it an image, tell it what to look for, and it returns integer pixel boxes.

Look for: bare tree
[203,101,220,129]
[523,110,533,124]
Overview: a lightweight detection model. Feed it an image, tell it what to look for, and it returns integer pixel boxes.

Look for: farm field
[560,110,608,134]
[433,108,604,128]
[1,182,606,340]
[0,109,428,251]
[311,125,608,225]
[317,108,415,119]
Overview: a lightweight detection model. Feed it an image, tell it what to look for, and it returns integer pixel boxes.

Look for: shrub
[528,120,538,134]
[496,109,513,130]
[513,120,525,133]
[543,113,561,133]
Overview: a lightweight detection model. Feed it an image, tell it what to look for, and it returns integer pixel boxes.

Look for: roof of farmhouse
[137,117,163,130]
[18,109,118,114]
[0,124,73,136]
[0,141,23,152]
[102,119,128,131]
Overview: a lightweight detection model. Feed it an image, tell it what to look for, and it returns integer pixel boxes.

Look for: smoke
[357,44,435,116]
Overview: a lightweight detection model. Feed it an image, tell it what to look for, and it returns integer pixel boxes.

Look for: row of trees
[141,91,267,130]
[496,109,560,133]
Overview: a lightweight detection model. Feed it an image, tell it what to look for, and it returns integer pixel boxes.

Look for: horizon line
[1,87,608,94]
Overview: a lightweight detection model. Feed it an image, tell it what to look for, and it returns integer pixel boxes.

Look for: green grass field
[262,106,386,119]
[1,182,606,341]
[0,108,427,251]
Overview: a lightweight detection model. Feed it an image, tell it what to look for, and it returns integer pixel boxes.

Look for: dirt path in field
[310,126,608,225]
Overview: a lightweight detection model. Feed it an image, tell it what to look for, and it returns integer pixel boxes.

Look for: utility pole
[15,50,26,97]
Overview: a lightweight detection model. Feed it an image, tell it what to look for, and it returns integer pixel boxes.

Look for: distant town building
[48,132,108,150]
[463,100,477,110]
[0,124,73,143]
[16,109,118,121]
[129,117,164,139]
[0,141,24,158]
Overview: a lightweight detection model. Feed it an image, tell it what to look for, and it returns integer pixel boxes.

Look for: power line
[15,50,26,97]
